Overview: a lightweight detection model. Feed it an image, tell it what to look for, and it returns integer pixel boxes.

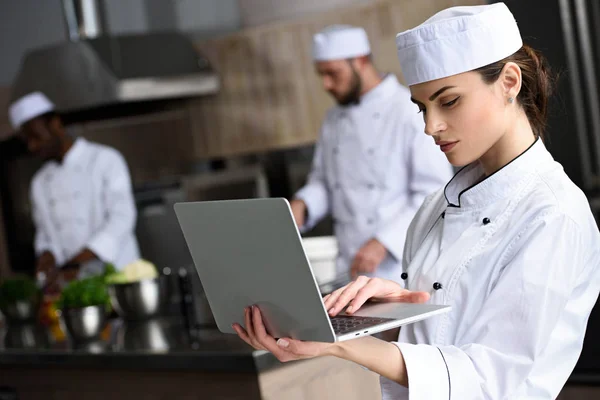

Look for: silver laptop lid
[174,198,336,342]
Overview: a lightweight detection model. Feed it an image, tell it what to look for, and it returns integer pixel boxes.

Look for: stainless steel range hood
[10,0,219,114]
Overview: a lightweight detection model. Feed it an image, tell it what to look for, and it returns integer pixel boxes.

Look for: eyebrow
[410,85,457,104]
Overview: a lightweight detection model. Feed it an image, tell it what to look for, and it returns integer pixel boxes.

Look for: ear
[499,62,522,100]
[351,55,369,71]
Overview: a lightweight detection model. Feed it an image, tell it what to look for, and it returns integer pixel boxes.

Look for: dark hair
[476,44,554,140]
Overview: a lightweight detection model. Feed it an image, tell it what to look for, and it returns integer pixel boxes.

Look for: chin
[445,153,476,168]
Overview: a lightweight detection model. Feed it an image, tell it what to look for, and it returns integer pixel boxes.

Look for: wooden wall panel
[190,0,484,158]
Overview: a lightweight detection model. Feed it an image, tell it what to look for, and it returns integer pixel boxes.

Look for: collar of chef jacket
[443,137,552,209]
[357,74,402,109]
[59,137,90,168]
[44,137,89,170]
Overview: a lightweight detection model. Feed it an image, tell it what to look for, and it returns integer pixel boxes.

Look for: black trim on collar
[444,136,539,208]
[443,164,470,207]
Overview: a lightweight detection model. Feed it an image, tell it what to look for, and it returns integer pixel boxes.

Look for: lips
[436,141,458,153]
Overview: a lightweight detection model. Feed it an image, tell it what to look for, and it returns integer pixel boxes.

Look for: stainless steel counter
[0,316,280,373]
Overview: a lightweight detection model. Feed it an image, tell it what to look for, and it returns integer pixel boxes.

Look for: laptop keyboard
[330,315,394,335]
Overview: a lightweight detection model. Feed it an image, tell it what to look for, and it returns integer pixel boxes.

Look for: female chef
[233,3,600,399]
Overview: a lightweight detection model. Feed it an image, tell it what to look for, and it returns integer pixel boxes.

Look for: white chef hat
[313,25,371,61]
[396,3,523,86]
[9,91,56,130]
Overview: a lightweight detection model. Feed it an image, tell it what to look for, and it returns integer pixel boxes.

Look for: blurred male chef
[291,26,452,283]
[9,92,140,282]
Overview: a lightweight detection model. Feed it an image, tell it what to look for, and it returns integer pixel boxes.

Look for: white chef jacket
[380,139,600,399]
[30,138,140,270]
[295,74,452,283]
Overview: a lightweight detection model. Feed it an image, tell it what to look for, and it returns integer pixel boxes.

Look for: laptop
[174,198,450,343]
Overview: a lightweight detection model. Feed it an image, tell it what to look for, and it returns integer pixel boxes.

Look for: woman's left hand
[232,305,336,362]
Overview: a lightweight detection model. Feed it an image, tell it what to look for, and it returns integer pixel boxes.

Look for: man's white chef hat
[396,3,523,86]
[9,91,56,130]
[313,25,371,61]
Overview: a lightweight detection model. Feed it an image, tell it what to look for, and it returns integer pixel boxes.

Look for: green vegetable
[104,272,129,285]
[104,259,158,284]
[57,275,110,310]
[0,277,40,308]
[55,263,117,310]
[103,263,117,277]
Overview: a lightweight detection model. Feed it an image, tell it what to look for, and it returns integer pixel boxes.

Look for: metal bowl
[108,278,165,320]
[0,297,41,323]
[61,305,107,342]
[4,323,50,349]
[116,318,175,352]
[72,338,109,353]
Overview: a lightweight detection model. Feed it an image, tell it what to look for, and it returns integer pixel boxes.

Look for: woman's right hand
[323,276,431,317]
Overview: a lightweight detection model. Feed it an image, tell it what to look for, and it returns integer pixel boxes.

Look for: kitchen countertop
[1,316,598,390]
[0,316,281,373]
[0,276,348,376]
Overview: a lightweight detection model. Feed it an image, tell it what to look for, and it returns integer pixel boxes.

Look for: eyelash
[417,96,460,114]
[443,96,460,107]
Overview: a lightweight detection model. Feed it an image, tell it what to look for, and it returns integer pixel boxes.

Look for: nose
[322,76,334,91]
[424,111,446,136]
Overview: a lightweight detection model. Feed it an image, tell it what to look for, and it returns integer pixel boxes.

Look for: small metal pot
[116,318,175,352]
[61,305,107,342]
[0,297,41,323]
[108,278,166,320]
[4,323,49,349]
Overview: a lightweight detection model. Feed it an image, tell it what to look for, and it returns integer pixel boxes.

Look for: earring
[508,97,514,104]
